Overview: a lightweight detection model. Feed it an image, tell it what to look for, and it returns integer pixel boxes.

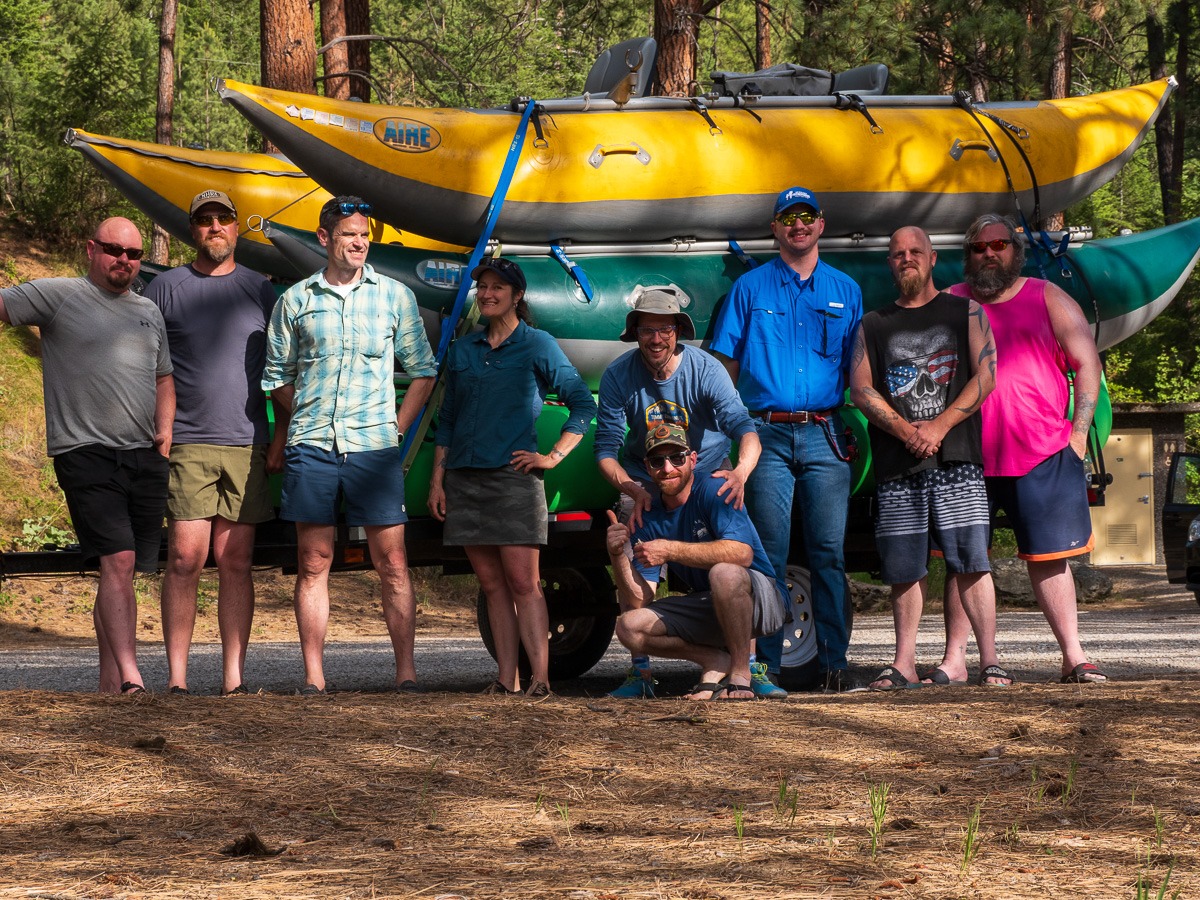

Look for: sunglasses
[646,450,689,470]
[968,238,1013,254]
[775,210,822,226]
[93,240,144,261]
[191,212,237,227]
[333,201,373,217]
[636,325,677,339]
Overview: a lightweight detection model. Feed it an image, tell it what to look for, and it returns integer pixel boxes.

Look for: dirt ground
[1,570,1198,899]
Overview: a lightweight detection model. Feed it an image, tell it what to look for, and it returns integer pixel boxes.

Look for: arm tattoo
[954,381,984,415]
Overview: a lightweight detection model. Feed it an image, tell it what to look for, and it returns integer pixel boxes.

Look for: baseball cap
[189,190,236,216]
[644,422,690,455]
[773,186,821,217]
[620,285,696,342]
[471,257,527,293]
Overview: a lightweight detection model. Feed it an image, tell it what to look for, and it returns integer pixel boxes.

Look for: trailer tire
[476,566,618,682]
[778,564,854,687]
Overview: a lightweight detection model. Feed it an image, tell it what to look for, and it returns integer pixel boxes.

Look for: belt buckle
[795,411,811,424]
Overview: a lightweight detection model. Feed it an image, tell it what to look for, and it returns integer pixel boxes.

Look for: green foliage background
[0,0,1196,411]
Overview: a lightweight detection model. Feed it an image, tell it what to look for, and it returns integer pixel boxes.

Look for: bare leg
[160,518,212,691]
[952,571,1007,683]
[499,545,549,690]
[1027,558,1093,677]
[870,578,924,688]
[616,608,733,696]
[366,524,417,686]
[466,545,521,691]
[931,572,973,683]
[212,519,257,693]
[707,563,754,695]
[96,550,143,693]
[293,523,334,690]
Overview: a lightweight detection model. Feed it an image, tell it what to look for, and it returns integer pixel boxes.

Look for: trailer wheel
[778,564,854,685]
[476,566,618,682]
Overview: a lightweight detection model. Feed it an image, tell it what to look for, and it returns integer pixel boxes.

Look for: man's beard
[896,269,925,297]
[965,255,1022,299]
[201,235,234,265]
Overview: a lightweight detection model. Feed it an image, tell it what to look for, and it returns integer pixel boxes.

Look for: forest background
[0,0,1197,427]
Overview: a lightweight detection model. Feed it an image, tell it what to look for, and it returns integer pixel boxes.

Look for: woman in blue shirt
[429,258,596,697]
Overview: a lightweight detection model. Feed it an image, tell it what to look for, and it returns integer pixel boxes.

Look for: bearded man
[145,190,284,696]
[933,213,1109,685]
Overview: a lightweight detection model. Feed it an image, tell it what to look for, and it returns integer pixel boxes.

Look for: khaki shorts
[167,444,274,523]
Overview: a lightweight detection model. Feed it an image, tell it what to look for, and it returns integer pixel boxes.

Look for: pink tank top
[949,279,1071,476]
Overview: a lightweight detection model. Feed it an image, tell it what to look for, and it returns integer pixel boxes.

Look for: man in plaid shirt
[263,195,437,695]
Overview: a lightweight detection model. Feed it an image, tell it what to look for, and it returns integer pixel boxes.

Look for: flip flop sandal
[978,664,1015,687]
[720,681,755,701]
[869,666,923,692]
[1061,662,1108,684]
[685,681,727,701]
[919,666,967,686]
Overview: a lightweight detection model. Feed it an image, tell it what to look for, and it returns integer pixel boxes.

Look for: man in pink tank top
[934,214,1109,685]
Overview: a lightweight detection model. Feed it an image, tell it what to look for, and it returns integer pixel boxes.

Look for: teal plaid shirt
[263,263,437,452]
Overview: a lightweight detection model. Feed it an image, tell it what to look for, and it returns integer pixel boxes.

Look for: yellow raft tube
[216,78,1174,246]
[65,129,463,278]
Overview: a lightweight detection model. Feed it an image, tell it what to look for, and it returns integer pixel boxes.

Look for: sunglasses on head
[334,201,373,217]
[94,240,144,261]
[968,238,1013,254]
[775,210,821,226]
[191,212,236,227]
[646,450,689,470]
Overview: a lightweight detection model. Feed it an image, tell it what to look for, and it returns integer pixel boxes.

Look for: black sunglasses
[191,212,237,227]
[94,240,144,261]
[646,450,689,470]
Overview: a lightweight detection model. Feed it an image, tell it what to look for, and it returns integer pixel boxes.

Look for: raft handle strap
[530,104,550,149]
[400,98,540,472]
[727,239,760,270]
[689,98,723,135]
[549,244,595,303]
[833,93,882,134]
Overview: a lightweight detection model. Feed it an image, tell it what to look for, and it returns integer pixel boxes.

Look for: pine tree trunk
[320,0,350,100]
[345,0,371,101]
[152,0,177,265]
[260,0,317,152]
[1043,18,1071,231]
[755,0,771,69]
[653,0,701,96]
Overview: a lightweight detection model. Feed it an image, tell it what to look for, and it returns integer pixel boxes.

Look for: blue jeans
[745,419,852,673]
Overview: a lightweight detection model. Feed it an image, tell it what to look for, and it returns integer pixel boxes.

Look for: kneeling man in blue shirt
[605,424,787,700]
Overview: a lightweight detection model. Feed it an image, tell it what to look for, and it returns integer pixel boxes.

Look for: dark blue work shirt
[436,320,596,469]
[710,256,863,411]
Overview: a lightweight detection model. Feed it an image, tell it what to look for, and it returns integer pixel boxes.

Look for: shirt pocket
[353,314,390,359]
[296,308,342,361]
[818,309,848,358]
[746,302,788,347]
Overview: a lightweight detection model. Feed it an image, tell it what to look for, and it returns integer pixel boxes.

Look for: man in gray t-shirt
[0,216,174,695]
[144,189,284,697]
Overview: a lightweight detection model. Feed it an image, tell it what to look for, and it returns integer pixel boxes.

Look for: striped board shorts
[875,462,991,584]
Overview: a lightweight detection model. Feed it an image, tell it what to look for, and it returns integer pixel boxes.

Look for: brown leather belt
[751,410,832,424]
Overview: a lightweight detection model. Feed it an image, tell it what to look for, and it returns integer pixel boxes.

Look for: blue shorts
[875,463,991,584]
[987,446,1093,561]
[281,444,408,526]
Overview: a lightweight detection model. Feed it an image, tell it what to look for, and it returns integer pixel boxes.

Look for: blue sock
[632,655,651,671]
[749,653,758,665]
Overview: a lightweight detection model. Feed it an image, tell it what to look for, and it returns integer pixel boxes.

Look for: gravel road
[2,567,1197,696]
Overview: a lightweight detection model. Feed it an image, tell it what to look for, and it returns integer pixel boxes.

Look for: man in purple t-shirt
[145,190,285,696]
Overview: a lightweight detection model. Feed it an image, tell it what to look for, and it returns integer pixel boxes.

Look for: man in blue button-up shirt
[710,186,863,692]
[263,196,437,695]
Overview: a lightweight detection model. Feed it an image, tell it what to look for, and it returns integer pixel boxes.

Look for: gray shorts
[647,568,786,649]
[443,466,548,546]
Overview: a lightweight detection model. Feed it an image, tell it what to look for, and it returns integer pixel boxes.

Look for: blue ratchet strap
[727,239,759,270]
[549,243,594,302]
[399,99,539,462]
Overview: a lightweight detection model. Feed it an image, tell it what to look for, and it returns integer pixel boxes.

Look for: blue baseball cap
[773,186,821,217]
